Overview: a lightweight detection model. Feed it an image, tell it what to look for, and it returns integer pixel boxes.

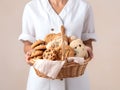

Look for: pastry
[57,45,75,60]
[34,45,46,50]
[46,37,68,49]
[36,55,43,59]
[30,50,43,58]
[44,33,56,43]
[46,33,69,49]
[31,40,46,49]
[43,48,58,60]
[55,33,68,42]
[44,32,68,44]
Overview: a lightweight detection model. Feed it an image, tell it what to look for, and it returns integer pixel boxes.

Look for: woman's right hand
[23,41,34,66]
[25,50,34,66]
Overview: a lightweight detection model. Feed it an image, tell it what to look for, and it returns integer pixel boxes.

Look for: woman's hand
[25,50,34,66]
[83,39,94,60]
[23,41,33,66]
[85,45,93,60]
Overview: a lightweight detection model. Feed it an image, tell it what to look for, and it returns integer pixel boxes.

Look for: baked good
[44,32,68,44]
[55,33,69,42]
[70,39,88,58]
[46,33,69,49]
[44,33,56,43]
[31,40,46,49]
[46,37,68,49]
[57,45,75,60]
[34,45,46,50]
[36,55,43,59]
[43,48,58,60]
[30,50,43,58]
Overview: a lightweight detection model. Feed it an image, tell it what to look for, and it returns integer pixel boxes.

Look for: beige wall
[0,0,120,90]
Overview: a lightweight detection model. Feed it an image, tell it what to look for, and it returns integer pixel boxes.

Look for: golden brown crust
[44,33,69,44]
[34,45,46,50]
[30,50,43,58]
[43,48,58,60]
[57,45,75,60]
[36,55,43,59]
[31,40,45,49]
[44,33,56,43]
[55,33,68,42]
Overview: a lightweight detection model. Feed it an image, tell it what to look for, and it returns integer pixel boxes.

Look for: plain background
[0,0,120,90]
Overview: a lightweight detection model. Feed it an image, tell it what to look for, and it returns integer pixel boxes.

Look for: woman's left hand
[83,39,94,60]
[85,45,93,60]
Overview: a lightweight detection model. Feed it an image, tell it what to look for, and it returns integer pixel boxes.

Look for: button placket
[42,0,74,33]
[49,12,64,34]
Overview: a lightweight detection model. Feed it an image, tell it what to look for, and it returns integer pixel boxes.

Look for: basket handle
[61,25,66,60]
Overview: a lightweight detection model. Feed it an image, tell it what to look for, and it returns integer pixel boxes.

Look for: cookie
[34,45,46,50]
[46,38,68,49]
[57,45,75,60]
[46,33,69,49]
[44,33,56,43]
[54,36,68,43]
[31,40,46,49]
[30,50,43,58]
[44,32,68,43]
[55,33,68,43]
[43,48,57,60]
[36,55,43,59]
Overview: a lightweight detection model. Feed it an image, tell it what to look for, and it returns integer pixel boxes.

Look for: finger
[27,51,32,56]
[88,49,93,60]
[89,50,93,58]
[25,54,31,63]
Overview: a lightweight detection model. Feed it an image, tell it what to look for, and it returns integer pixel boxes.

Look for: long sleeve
[81,4,97,41]
[18,3,35,43]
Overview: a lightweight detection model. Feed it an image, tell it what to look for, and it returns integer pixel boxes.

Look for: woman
[19,0,97,90]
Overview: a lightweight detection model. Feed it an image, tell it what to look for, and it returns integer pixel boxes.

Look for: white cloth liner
[33,57,85,79]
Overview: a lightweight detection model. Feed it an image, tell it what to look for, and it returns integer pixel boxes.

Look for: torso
[27,0,89,40]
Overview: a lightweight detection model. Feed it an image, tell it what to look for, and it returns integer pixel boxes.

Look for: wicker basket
[33,26,90,79]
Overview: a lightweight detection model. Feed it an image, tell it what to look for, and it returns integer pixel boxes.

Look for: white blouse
[19,0,97,43]
[19,0,97,90]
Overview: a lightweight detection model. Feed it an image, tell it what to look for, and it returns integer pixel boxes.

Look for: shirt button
[51,28,54,31]
[50,28,54,33]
